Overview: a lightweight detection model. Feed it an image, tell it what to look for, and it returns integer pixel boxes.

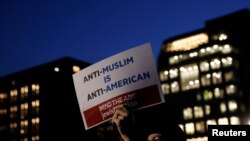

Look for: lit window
[21,86,29,100]
[200,61,210,72]
[73,65,81,73]
[185,122,195,135]
[20,103,29,119]
[196,93,202,101]
[32,135,40,141]
[54,67,60,72]
[201,74,211,86]
[189,52,198,58]
[10,89,18,103]
[224,71,235,82]
[207,119,217,125]
[212,72,222,84]
[0,109,7,118]
[221,57,233,67]
[32,84,40,95]
[170,81,179,93]
[32,100,40,115]
[205,105,211,115]
[10,122,17,133]
[203,90,213,101]
[226,85,236,94]
[222,44,232,54]
[161,84,170,95]
[20,120,28,134]
[195,121,206,133]
[0,93,7,103]
[218,33,228,41]
[194,106,204,118]
[214,88,224,99]
[178,124,184,131]
[230,116,240,125]
[228,100,237,112]
[169,55,179,64]
[210,58,221,70]
[159,70,169,81]
[220,102,227,113]
[180,64,199,91]
[21,138,28,141]
[218,117,229,125]
[169,68,178,79]
[10,106,18,119]
[32,117,40,133]
[183,107,193,120]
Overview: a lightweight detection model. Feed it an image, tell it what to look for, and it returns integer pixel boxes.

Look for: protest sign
[73,43,165,130]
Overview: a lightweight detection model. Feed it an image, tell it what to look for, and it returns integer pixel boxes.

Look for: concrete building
[0,57,90,141]
[158,9,250,141]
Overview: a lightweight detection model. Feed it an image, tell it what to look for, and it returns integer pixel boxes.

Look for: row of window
[169,43,232,64]
[161,56,234,82]
[183,100,238,120]
[20,135,39,141]
[161,71,236,94]
[179,116,240,136]
[10,117,40,135]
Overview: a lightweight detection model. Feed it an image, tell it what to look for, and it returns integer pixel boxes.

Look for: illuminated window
[200,61,210,72]
[170,81,179,93]
[218,33,228,41]
[212,72,222,84]
[221,57,233,67]
[0,109,7,118]
[161,84,170,95]
[32,100,40,115]
[230,116,240,125]
[183,107,193,120]
[222,44,232,54]
[178,124,184,131]
[20,103,28,119]
[180,64,199,91]
[195,121,206,133]
[32,135,40,141]
[218,117,229,125]
[189,52,198,58]
[20,86,29,100]
[0,93,7,103]
[214,88,224,99]
[220,102,227,113]
[21,138,28,141]
[20,120,28,135]
[203,90,213,101]
[169,68,178,79]
[194,106,204,118]
[201,74,211,86]
[10,122,17,133]
[196,93,202,101]
[32,84,40,95]
[159,70,169,81]
[224,71,235,82]
[165,33,208,52]
[185,122,195,135]
[73,65,81,73]
[210,58,221,70]
[10,89,18,103]
[228,100,237,112]
[205,105,211,115]
[10,106,18,119]
[207,119,217,127]
[32,117,40,133]
[226,85,236,94]
[169,55,179,64]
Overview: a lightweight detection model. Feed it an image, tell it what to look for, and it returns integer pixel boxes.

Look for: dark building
[0,57,90,141]
[158,9,250,141]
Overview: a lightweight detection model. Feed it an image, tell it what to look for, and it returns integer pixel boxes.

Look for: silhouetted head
[132,103,187,141]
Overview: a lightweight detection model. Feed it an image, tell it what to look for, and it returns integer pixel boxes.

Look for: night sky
[1,0,250,77]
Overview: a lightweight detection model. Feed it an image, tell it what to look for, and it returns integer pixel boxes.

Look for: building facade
[158,9,250,141]
[0,57,90,141]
